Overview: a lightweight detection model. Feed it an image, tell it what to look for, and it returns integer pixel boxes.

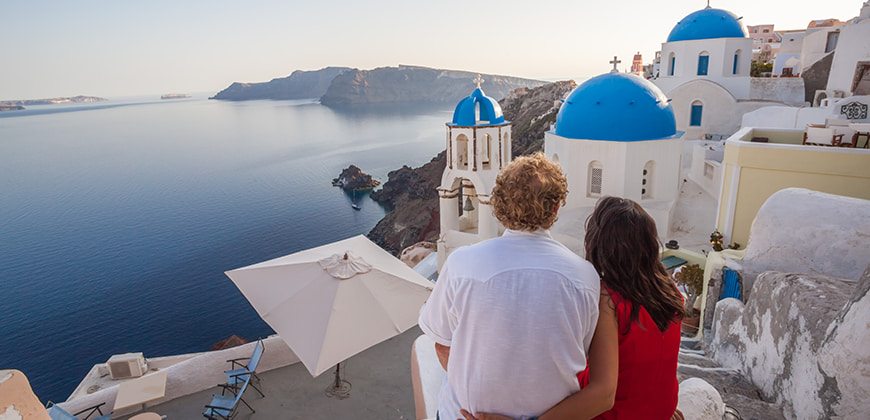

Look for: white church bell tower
[437,76,511,268]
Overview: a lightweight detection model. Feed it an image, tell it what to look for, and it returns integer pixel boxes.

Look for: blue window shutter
[669,56,675,76]
[690,104,703,126]
[733,54,739,74]
[697,55,709,76]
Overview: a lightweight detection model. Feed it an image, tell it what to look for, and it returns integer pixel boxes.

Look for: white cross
[473,74,484,88]
[610,56,621,71]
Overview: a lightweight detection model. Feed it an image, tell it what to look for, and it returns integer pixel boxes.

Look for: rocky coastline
[210,67,352,101]
[320,65,547,105]
[0,96,106,106]
[210,65,546,104]
[332,165,380,191]
[366,81,576,255]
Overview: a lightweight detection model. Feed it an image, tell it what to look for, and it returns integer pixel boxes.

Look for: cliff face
[209,67,352,100]
[367,81,575,255]
[501,80,577,156]
[320,65,547,105]
[367,152,446,255]
[0,96,105,106]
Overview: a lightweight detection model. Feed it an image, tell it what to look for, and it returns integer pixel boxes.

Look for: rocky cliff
[320,65,547,105]
[500,80,577,156]
[332,165,380,190]
[367,81,575,255]
[0,96,105,106]
[209,67,352,100]
[368,152,446,255]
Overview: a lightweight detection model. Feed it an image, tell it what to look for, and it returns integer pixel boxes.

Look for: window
[482,134,492,169]
[642,161,654,199]
[762,29,770,33]
[697,52,709,76]
[825,31,839,53]
[733,50,741,75]
[588,162,603,197]
[503,133,510,165]
[669,53,675,76]
[690,101,703,126]
[456,134,469,170]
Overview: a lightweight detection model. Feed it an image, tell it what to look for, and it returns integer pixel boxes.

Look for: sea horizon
[0,96,450,402]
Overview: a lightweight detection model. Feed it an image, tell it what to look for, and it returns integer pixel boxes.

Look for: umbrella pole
[325,362,352,399]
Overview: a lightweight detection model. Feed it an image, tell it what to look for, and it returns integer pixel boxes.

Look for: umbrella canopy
[226,235,434,377]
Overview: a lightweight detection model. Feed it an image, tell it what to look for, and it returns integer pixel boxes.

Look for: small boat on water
[351,203,361,210]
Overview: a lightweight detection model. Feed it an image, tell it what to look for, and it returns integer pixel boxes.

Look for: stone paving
[117,327,421,420]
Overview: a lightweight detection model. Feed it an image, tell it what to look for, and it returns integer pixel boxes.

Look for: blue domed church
[437,77,512,267]
[652,6,754,138]
[545,70,683,242]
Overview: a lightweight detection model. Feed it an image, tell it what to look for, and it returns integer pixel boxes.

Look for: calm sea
[0,95,450,402]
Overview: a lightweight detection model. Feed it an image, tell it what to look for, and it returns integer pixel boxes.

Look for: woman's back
[595,287,681,420]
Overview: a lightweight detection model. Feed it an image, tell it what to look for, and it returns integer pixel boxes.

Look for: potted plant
[674,263,704,334]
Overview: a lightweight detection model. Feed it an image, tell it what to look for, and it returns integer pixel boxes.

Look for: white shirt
[418,229,600,420]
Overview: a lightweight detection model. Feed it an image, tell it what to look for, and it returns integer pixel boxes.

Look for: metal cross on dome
[473,74,485,88]
[610,56,621,72]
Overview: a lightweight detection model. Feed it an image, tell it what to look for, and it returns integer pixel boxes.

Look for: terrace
[38,328,421,420]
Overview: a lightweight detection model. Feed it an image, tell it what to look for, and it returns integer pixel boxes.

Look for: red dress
[584,286,681,419]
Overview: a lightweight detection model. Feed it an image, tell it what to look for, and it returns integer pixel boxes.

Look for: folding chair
[46,401,111,420]
[203,375,255,420]
[225,339,265,397]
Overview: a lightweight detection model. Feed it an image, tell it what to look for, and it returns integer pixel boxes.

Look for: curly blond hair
[491,153,568,231]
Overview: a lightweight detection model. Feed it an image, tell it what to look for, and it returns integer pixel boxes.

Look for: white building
[436,82,511,268]
[545,70,683,243]
[652,7,806,139]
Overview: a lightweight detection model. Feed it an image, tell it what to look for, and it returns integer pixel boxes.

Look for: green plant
[710,230,724,252]
[674,264,704,312]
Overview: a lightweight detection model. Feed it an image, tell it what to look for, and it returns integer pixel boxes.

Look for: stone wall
[737,189,870,297]
[708,265,870,419]
[749,78,806,106]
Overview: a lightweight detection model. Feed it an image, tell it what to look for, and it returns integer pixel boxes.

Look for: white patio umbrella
[225,235,434,390]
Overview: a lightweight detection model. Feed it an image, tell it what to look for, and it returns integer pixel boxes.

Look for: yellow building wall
[718,143,870,247]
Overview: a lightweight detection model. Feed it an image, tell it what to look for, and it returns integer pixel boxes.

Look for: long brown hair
[585,196,685,333]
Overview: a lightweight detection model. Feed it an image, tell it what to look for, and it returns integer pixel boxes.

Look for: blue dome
[554,72,677,141]
[451,88,505,126]
[667,8,747,42]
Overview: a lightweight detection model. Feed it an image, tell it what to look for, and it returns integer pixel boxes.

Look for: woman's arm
[460,291,620,420]
[538,291,619,420]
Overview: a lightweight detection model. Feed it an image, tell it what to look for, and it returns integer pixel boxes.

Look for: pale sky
[1,0,863,99]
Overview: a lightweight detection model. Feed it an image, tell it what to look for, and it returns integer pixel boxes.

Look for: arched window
[588,161,603,197]
[456,134,469,170]
[733,50,741,75]
[690,100,703,127]
[642,161,655,199]
[503,133,510,165]
[668,52,676,76]
[697,52,710,76]
[551,153,560,164]
[482,134,492,169]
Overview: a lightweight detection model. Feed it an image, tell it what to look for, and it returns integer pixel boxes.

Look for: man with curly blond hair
[419,153,600,420]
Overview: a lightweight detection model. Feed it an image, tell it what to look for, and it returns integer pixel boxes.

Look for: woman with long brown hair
[463,196,685,420]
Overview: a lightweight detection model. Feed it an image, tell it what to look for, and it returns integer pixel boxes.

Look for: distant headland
[210,65,547,104]
[0,96,106,111]
[161,93,191,100]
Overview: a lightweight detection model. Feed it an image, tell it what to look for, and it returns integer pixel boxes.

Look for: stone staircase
[677,338,785,420]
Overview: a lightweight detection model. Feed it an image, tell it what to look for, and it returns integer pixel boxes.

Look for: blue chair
[203,376,254,420]
[225,339,265,397]
[721,269,742,301]
[46,402,111,420]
